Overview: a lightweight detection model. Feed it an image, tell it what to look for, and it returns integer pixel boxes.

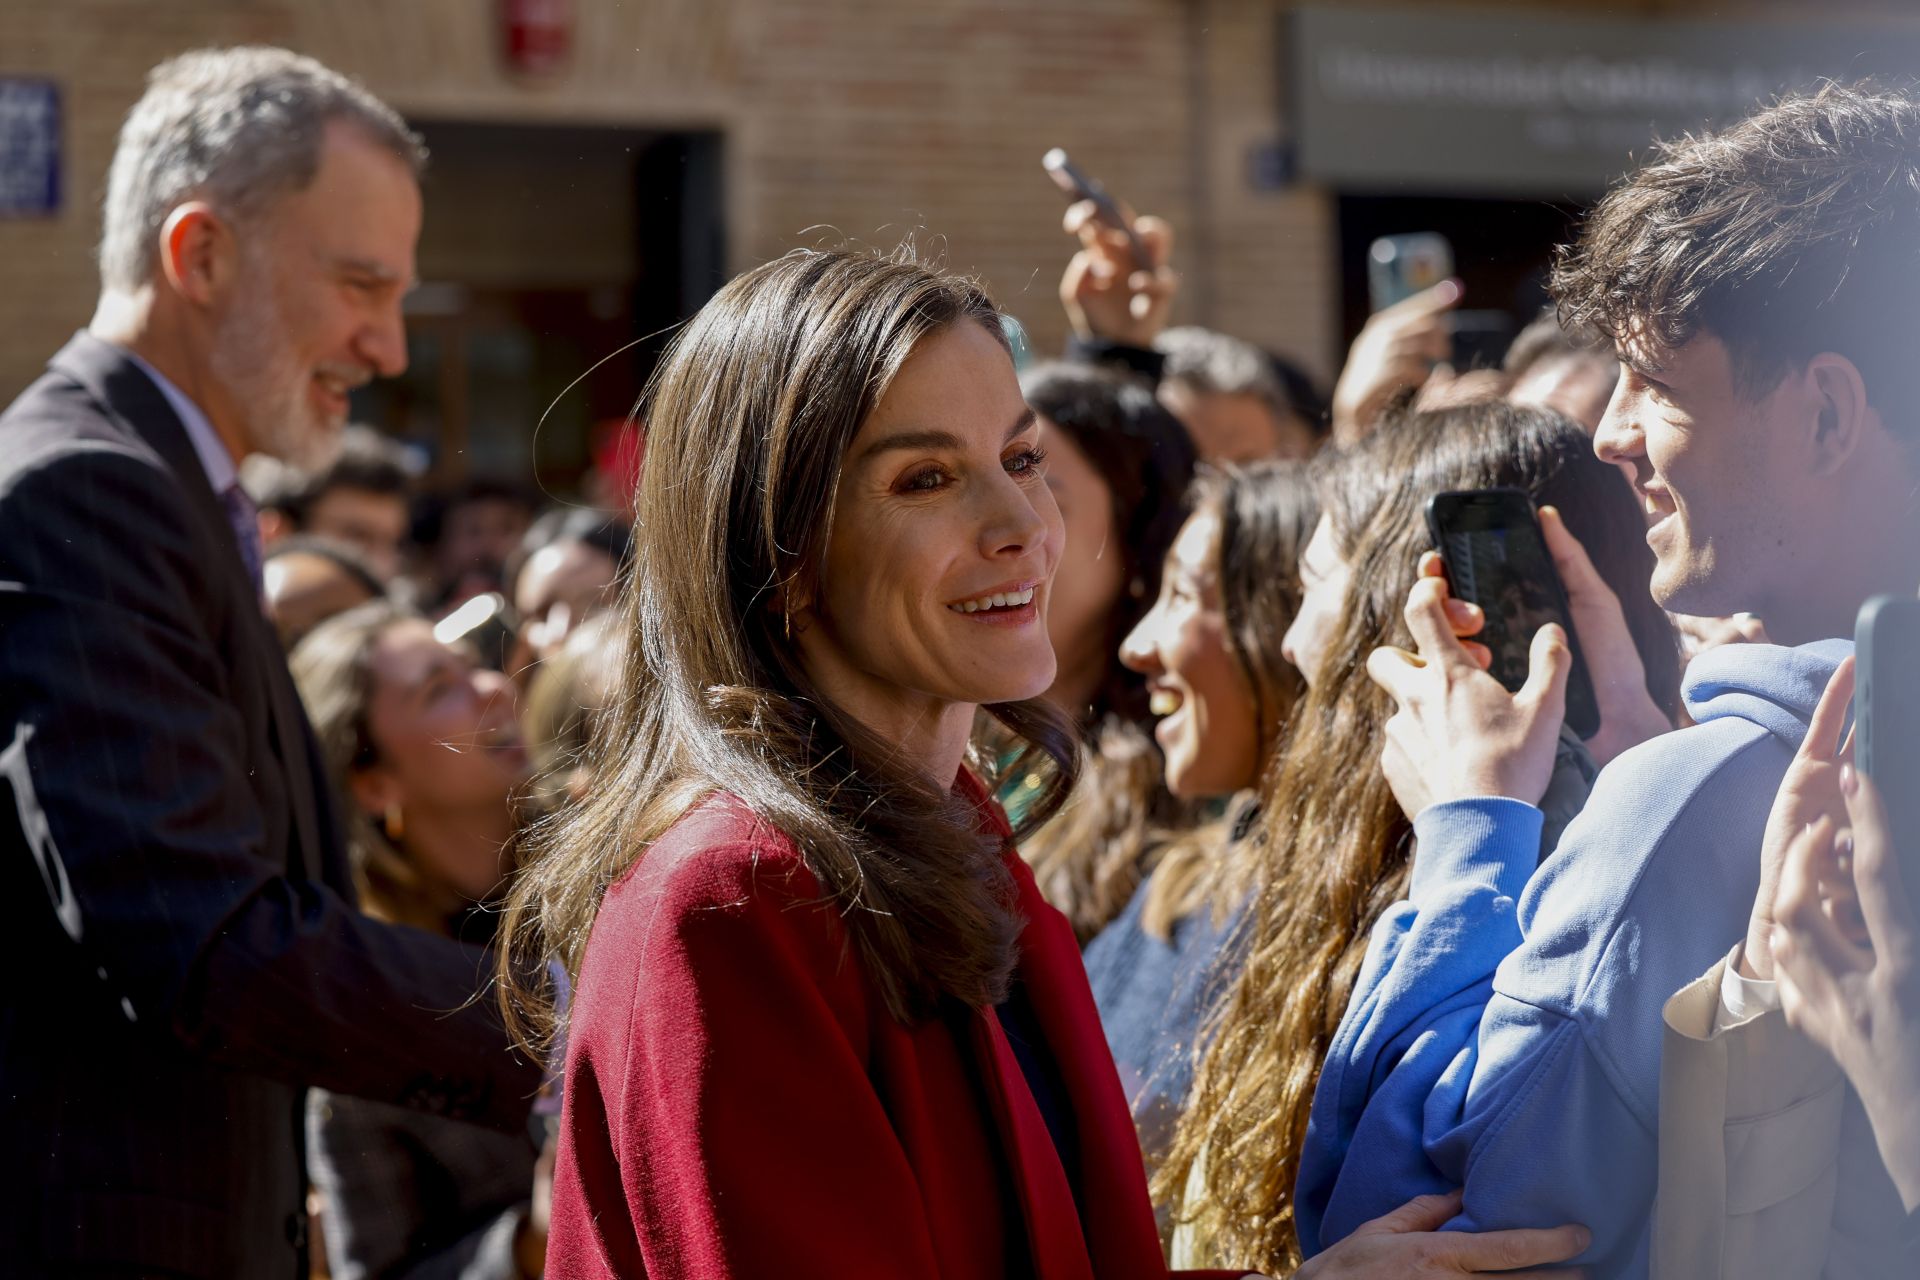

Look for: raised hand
[1057,200,1177,348]
[1368,554,1571,819]
[1773,749,1920,1211]
[1742,657,1855,981]
[1330,279,1461,444]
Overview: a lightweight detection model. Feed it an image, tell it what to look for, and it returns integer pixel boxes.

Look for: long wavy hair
[1136,461,1318,941]
[498,248,1078,1046]
[1158,401,1680,1272]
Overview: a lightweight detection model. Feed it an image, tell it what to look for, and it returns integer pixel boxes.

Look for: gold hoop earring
[383,803,404,843]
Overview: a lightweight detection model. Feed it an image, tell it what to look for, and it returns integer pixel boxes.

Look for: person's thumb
[1520,622,1572,721]
[1352,1189,1464,1238]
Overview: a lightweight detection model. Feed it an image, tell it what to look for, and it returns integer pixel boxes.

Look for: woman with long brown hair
[1159,402,1679,1274]
[1084,461,1317,1182]
[293,601,549,1279]
[497,250,1591,1279]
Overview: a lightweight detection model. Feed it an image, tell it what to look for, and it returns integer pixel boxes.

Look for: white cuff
[1713,941,1782,1032]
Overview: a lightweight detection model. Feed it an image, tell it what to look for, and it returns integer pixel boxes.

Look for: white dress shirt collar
[117,347,239,496]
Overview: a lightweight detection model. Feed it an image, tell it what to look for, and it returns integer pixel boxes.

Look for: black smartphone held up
[1854,594,1920,911]
[1424,488,1601,740]
[1042,147,1152,274]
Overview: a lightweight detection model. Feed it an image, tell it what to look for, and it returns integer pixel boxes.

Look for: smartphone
[1854,594,1920,909]
[1424,488,1601,740]
[1368,232,1454,312]
[1043,148,1151,273]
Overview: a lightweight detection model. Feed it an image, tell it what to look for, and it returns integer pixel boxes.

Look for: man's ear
[1805,352,1873,477]
[157,202,236,307]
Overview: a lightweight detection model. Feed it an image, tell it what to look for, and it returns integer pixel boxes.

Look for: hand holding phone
[1045,148,1150,273]
[1366,556,1574,815]
[1426,489,1601,739]
[1767,648,1920,1211]
[1330,274,1461,443]
[1047,148,1176,347]
[1368,233,1455,313]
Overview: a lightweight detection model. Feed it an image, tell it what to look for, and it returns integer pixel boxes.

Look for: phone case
[1423,488,1601,740]
[1855,594,1920,911]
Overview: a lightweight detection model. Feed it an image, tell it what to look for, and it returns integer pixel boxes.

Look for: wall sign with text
[1292,6,1920,197]
[0,78,60,217]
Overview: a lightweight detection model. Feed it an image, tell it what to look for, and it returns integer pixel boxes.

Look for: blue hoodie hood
[1681,637,1854,749]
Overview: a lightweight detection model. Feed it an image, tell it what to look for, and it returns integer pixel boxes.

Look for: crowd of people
[1,41,1918,1280]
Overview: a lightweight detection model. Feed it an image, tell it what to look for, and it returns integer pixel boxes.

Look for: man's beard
[209,279,356,472]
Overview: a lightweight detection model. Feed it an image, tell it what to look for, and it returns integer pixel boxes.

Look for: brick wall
[5,0,1920,402]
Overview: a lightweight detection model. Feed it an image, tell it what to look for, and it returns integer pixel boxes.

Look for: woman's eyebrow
[857,408,1038,461]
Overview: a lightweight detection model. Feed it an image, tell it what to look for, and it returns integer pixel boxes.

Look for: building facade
[2,0,1914,477]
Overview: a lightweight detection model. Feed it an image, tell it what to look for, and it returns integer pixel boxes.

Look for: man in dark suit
[0,48,541,1278]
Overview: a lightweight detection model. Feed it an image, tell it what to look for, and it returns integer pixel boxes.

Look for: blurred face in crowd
[514,539,620,666]
[1282,514,1353,687]
[1510,353,1620,435]
[306,485,409,582]
[436,497,534,595]
[1121,506,1261,798]
[263,551,377,649]
[1596,332,1822,620]
[1158,380,1317,463]
[350,619,529,899]
[207,120,419,470]
[795,321,1063,750]
[1038,422,1126,715]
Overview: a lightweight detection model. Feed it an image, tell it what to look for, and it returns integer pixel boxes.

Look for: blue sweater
[1297,639,1852,1279]
[1084,865,1242,1176]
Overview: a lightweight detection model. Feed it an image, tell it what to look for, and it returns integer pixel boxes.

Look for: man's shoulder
[0,367,164,496]
[1522,718,1786,924]
[1502,720,1789,1105]
[1567,713,1783,852]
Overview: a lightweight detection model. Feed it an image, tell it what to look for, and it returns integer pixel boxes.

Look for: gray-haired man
[0,48,537,1277]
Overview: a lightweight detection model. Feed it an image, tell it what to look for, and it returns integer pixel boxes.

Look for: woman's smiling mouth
[945,581,1041,626]
[946,584,1037,614]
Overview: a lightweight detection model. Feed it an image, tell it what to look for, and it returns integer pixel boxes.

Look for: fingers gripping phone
[1425,488,1602,740]
[1855,595,1920,908]
[1043,147,1152,274]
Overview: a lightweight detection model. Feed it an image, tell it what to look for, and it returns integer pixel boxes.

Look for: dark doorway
[1336,194,1584,369]
[353,120,725,491]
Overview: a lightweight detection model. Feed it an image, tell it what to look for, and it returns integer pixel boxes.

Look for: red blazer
[546,774,1246,1279]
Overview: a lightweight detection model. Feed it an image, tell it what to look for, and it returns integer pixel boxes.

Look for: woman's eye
[900,467,946,492]
[1005,445,1048,475]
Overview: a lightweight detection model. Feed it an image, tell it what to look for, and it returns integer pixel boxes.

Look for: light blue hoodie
[1296,638,1852,1279]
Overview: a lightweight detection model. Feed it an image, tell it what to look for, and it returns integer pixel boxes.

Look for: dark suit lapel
[46,333,329,884]
[49,333,230,542]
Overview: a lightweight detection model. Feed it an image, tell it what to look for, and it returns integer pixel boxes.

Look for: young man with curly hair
[1303,81,1920,1278]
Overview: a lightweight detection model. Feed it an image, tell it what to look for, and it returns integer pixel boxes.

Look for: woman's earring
[784,611,793,642]
[383,803,404,843]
